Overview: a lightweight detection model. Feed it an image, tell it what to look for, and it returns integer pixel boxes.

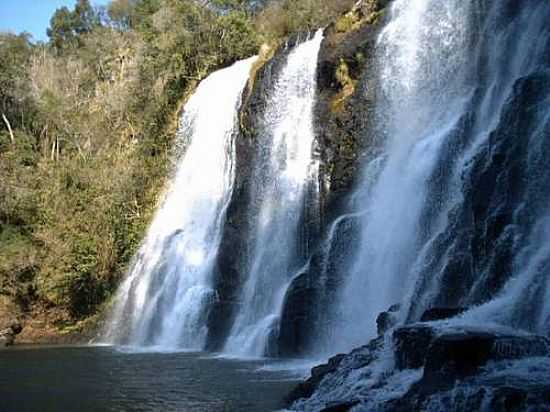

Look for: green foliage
[255,0,355,40]
[73,0,101,34]
[47,0,101,51]
[107,0,138,30]
[217,11,259,62]
[210,0,259,13]
[0,33,35,130]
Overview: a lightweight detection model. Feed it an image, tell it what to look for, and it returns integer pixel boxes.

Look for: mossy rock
[330,59,357,113]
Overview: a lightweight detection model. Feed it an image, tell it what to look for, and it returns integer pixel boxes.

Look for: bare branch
[2,113,15,144]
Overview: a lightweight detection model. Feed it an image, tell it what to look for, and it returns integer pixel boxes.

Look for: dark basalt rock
[392,324,550,410]
[420,332,550,393]
[286,353,347,404]
[287,335,385,406]
[277,270,317,357]
[393,324,436,370]
[420,307,466,322]
[423,332,501,384]
[391,328,550,411]
[320,400,360,412]
[315,0,391,222]
[394,324,550,376]
[391,379,550,412]
[290,322,550,411]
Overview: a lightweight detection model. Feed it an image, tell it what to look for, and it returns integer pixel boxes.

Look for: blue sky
[0,0,111,42]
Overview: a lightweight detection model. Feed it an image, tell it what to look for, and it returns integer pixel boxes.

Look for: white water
[224,31,324,357]
[334,0,550,351]
[332,0,475,351]
[104,57,256,349]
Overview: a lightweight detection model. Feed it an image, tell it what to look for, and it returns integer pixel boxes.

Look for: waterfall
[104,57,256,349]
[335,0,550,351]
[223,31,324,357]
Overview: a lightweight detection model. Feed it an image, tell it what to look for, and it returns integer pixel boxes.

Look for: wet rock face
[406,70,550,323]
[207,0,394,355]
[277,270,317,357]
[207,10,394,354]
[394,324,550,377]
[392,327,550,411]
[315,0,391,220]
[420,307,466,322]
[319,400,360,412]
[393,325,436,370]
[206,34,315,351]
[286,353,347,404]
[287,335,384,406]
[424,333,550,384]
[290,321,550,411]
[277,212,362,357]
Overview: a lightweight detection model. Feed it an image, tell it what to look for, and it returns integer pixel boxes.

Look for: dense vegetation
[0,0,355,338]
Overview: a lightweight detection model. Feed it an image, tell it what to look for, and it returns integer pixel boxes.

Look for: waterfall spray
[104,57,256,349]
[224,31,324,357]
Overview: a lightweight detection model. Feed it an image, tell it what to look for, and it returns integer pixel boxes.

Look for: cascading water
[333,0,550,351]
[223,31,324,357]
[104,57,256,349]
[291,1,550,409]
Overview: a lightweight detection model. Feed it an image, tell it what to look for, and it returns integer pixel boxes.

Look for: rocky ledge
[287,308,550,411]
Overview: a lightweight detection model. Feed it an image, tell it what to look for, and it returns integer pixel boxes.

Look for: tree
[73,0,101,34]
[47,0,101,50]
[47,7,76,50]
[209,0,266,14]
[0,33,34,131]
[108,0,137,30]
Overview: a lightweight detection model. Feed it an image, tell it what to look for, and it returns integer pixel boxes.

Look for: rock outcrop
[315,0,391,220]
[390,326,550,411]
[0,320,22,347]
[289,310,550,411]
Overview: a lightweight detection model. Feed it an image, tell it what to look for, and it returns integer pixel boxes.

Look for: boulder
[0,321,22,347]
[423,331,498,381]
[0,330,15,347]
[425,332,550,383]
[394,324,550,374]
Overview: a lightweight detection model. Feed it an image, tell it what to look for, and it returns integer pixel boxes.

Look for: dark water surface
[0,345,303,411]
